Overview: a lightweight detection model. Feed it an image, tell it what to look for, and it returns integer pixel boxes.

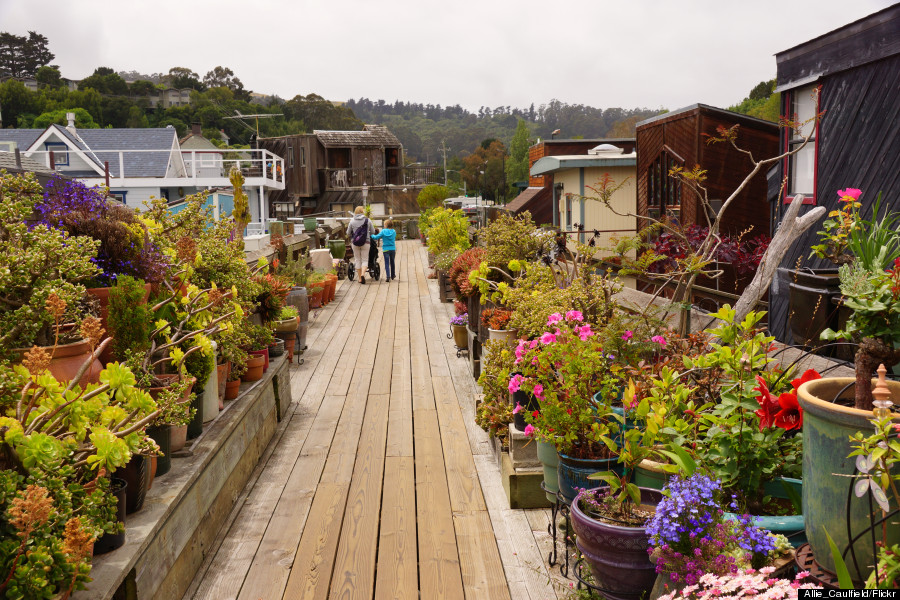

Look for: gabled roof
[0,151,59,176]
[313,124,401,148]
[635,103,778,131]
[0,129,43,150]
[505,186,551,214]
[180,133,221,152]
[76,127,179,177]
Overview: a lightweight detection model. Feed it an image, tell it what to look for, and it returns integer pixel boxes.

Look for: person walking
[347,206,374,284]
[372,218,397,281]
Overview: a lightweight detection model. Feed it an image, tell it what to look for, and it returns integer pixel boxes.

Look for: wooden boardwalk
[185,240,568,600]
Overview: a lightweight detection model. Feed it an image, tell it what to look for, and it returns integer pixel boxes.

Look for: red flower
[532,410,540,419]
[774,392,803,430]
[790,369,821,393]
[754,376,779,430]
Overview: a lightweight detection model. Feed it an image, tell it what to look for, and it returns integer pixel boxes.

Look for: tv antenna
[223,111,283,137]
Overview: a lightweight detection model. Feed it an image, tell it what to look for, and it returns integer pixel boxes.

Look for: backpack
[351,218,369,247]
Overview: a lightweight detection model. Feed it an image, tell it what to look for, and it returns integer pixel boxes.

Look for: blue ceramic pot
[724,477,806,545]
[557,452,622,505]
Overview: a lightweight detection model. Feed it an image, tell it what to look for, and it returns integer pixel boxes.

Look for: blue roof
[0,129,42,150]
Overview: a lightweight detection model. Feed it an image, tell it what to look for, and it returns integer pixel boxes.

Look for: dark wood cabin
[260,124,437,218]
[636,105,778,238]
[767,4,900,343]
[507,138,636,225]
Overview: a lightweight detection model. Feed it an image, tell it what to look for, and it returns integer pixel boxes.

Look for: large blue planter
[593,391,637,444]
[724,477,806,546]
[557,452,622,505]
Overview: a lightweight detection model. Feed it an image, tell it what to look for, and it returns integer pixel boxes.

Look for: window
[108,191,128,205]
[0,141,15,152]
[45,142,69,166]
[299,147,306,168]
[787,84,818,199]
[288,145,294,168]
[646,150,682,223]
[565,193,573,229]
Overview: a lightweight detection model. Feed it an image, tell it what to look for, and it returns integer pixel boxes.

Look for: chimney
[191,122,202,137]
[66,112,76,133]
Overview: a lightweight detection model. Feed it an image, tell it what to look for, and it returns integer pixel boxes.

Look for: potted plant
[0,173,105,383]
[307,272,326,309]
[481,308,514,342]
[517,311,624,503]
[448,248,486,300]
[37,177,168,334]
[450,312,468,350]
[646,473,795,596]
[272,306,299,361]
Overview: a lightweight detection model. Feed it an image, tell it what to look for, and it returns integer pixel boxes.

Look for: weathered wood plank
[453,511,513,600]
[413,408,465,599]
[374,456,418,600]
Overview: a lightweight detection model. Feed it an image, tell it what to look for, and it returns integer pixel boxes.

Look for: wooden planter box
[437,270,455,303]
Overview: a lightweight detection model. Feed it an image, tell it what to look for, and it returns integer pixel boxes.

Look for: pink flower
[523,424,535,436]
[547,313,563,325]
[837,188,862,202]
[514,345,526,362]
[512,403,522,414]
[577,324,593,341]
[651,335,667,346]
[529,339,539,349]
[621,330,633,341]
[533,383,544,401]
[508,374,523,393]
[565,310,583,322]
[540,332,557,345]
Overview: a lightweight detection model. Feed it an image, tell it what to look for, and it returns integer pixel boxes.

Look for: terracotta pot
[225,378,241,400]
[169,424,187,452]
[149,455,157,488]
[283,336,296,362]
[216,362,230,406]
[249,348,269,372]
[13,338,102,387]
[242,354,265,382]
[308,283,325,309]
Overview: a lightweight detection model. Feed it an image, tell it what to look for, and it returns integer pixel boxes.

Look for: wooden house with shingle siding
[260,125,437,218]
[635,105,778,239]
[767,4,900,343]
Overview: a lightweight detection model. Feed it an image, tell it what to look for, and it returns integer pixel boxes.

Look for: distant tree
[416,184,451,210]
[607,114,643,137]
[129,80,157,96]
[101,96,134,127]
[166,67,205,91]
[729,78,779,123]
[125,106,149,128]
[79,67,128,95]
[0,31,54,78]
[462,140,507,202]
[157,117,187,137]
[35,65,62,88]
[0,79,34,127]
[283,93,362,131]
[505,119,530,188]
[748,79,776,101]
[32,107,99,129]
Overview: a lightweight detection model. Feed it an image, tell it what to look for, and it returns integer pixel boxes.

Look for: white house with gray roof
[0,115,284,226]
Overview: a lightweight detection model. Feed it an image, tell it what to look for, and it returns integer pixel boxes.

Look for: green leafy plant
[108,275,152,361]
[246,324,275,352]
[278,306,299,320]
[475,339,516,440]
[421,207,470,258]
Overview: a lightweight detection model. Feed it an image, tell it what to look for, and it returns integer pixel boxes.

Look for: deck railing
[22,148,284,186]
[319,165,441,190]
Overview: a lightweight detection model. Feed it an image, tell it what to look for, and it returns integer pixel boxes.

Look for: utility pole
[440,139,448,186]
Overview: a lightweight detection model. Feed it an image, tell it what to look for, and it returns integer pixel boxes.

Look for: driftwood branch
[731,194,826,323]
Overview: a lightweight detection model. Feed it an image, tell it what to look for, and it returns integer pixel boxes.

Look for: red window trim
[781,85,821,205]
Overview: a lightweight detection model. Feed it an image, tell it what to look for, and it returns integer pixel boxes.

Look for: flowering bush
[37,177,168,285]
[647,474,789,586]
[481,308,513,330]
[475,339,516,439]
[516,311,622,457]
[657,568,820,600]
[810,187,862,265]
[450,313,468,326]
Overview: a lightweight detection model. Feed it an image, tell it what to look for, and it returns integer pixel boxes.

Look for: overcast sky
[1,0,893,112]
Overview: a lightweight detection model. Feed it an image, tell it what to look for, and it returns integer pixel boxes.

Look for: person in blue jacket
[372,219,398,281]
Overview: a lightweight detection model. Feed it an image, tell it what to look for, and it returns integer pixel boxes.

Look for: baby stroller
[347,237,381,282]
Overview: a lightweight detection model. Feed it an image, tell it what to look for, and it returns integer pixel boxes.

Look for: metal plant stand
[540,481,572,577]
[447,329,469,359]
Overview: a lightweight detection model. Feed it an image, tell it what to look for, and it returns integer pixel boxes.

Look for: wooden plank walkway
[185,240,568,600]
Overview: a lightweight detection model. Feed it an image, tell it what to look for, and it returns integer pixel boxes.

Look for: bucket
[304,217,318,232]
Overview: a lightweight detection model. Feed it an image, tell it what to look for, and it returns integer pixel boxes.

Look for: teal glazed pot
[797,377,900,582]
[536,440,560,503]
[724,477,806,546]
